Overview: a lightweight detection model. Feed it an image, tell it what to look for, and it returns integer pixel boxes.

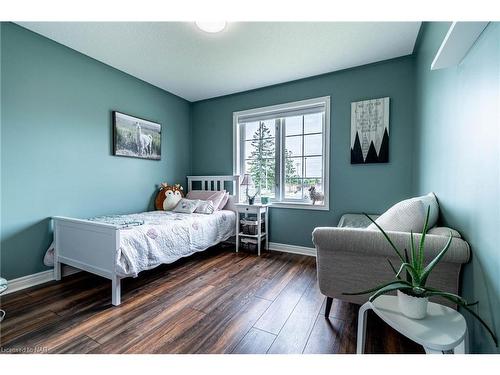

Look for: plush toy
[155,183,184,211]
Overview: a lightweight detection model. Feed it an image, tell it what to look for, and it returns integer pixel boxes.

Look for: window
[233,97,330,210]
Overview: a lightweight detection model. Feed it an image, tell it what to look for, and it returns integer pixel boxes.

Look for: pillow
[186,190,226,210]
[419,192,439,228]
[173,198,200,213]
[194,200,215,215]
[223,195,237,212]
[217,192,230,210]
[428,226,461,238]
[155,183,184,211]
[367,193,439,233]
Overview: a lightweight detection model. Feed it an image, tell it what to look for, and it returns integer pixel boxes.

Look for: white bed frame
[53,175,240,306]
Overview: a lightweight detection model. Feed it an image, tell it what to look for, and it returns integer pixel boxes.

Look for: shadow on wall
[1,219,53,280]
[460,248,499,352]
[443,205,499,352]
[148,189,159,211]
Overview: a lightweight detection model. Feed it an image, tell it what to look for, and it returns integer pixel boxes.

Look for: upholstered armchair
[313,213,471,316]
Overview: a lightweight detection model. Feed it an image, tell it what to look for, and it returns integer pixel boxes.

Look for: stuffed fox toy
[155,183,184,211]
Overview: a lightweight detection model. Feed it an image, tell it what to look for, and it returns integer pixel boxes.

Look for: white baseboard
[268,242,316,257]
[4,266,80,295]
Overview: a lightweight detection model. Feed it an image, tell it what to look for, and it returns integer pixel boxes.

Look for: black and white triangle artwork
[350,97,389,164]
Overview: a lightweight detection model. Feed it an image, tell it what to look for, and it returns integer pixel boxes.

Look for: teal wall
[1,20,498,353]
[0,23,191,280]
[414,22,499,353]
[190,56,416,247]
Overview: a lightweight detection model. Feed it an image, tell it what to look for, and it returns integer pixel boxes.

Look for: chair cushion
[367,193,439,233]
[337,214,380,228]
[428,226,461,238]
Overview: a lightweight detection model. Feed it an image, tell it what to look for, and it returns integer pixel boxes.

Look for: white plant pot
[397,290,429,319]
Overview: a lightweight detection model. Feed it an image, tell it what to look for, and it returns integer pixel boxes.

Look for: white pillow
[217,192,230,210]
[419,192,439,228]
[186,190,226,211]
[194,200,215,215]
[367,193,439,233]
[173,198,200,213]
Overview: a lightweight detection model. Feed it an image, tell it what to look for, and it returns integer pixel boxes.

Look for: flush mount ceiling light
[195,21,227,33]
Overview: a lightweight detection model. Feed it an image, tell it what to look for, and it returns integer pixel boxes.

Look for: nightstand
[234,203,269,256]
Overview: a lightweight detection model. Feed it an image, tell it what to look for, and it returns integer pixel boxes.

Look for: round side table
[357,295,468,354]
[0,277,8,322]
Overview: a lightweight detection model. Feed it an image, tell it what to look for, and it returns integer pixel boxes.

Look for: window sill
[267,201,330,211]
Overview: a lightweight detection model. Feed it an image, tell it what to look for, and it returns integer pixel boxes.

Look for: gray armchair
[312,214,470,316]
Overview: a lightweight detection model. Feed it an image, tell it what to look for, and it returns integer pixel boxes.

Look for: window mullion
[240,123,245,175]
[274,119,281,201]
[280,119,286,202]
[301,116,305,201]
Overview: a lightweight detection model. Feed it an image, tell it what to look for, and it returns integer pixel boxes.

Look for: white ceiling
[18,22,421,102]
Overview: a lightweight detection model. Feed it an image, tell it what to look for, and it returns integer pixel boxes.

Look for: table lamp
[240,174,256,204]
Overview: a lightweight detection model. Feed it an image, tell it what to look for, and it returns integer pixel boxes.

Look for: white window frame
[233,96,330,211]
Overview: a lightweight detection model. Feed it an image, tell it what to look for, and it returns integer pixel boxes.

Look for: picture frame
[350,97,390,164]
[113,111,161,160]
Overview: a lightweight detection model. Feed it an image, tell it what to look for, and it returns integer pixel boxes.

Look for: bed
[52,175,240,306]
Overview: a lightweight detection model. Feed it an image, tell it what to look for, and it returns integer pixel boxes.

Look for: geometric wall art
[350,97,390,164]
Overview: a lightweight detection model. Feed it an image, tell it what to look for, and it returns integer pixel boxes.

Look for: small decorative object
[260,196,270,205]
[308,186,324,205]
[155,183,184,211]
[344,207,497,345]
[351,97,389,164]
[113,111,161,160]
[240,174,258,205]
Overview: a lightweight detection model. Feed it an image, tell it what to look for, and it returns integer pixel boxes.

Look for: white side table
[235,203,269,256]
[357,295,468,354]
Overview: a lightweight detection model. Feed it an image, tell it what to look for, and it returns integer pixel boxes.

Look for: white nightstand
[357,295,468,354]
[234,203,269,256]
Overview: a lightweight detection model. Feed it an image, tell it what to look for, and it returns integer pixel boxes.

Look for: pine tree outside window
[233,97,330,210]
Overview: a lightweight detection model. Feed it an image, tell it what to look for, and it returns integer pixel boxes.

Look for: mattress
[88,210,236,277]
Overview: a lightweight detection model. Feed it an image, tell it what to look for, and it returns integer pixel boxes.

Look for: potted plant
[344,207,497,346]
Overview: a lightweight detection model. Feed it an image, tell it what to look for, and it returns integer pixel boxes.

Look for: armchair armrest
[312,227,470,264]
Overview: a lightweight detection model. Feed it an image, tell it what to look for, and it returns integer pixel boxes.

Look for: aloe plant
[344,206,497,346]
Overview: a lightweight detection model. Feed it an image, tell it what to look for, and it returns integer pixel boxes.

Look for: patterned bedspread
[88,210,236,277]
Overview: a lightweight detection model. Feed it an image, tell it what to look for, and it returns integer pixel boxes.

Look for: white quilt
[45,210,236,278]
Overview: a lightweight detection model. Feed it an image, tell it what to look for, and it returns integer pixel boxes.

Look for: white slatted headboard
[187,175,240,199]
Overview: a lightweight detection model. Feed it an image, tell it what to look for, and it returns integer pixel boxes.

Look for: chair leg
[325,296,333,317]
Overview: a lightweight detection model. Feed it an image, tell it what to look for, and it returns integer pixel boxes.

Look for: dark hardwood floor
[0,246,423,354]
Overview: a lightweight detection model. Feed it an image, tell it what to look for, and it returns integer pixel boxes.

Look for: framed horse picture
[112,111,161,160]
